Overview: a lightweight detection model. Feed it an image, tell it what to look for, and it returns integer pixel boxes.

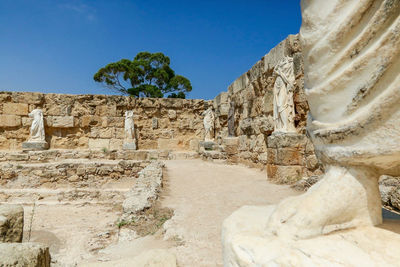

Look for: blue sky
[0,0,301,100]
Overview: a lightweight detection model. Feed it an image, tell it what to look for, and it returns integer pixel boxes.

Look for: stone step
[0,159,148,189]
[0,188,128,204]
[0,149,194,163]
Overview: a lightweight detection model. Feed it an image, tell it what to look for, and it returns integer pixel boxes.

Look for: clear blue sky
[0,0,301,100]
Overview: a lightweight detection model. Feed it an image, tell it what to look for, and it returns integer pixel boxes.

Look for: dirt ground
[160,160,299,267]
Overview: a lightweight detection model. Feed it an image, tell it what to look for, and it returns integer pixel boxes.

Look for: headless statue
[203,107,215,142]
[28,109,45,142]
[273,56,296,133]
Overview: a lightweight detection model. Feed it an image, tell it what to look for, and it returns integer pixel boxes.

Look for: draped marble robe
[203,107,215,142]
[273,56,296,133]
[124,111,135,142]
[301,0,400,174]
[266,0,400,239]
[28,109,45,142]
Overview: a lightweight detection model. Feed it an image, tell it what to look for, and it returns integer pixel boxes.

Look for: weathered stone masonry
[0,92,211,150]
[0,35,321,185]
[211,34,322,183]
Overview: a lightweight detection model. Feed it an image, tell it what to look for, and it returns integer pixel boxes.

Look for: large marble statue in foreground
[223,0,400,265]
[273,56,296,133]
[22,109,48,150]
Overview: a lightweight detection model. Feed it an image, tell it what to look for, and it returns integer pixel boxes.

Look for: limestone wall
[212,35,322,183]
[0,92,210,150]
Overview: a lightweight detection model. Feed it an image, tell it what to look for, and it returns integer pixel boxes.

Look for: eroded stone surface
[0,242,50,267]
[122,161,164,216]
[0,204,23,243]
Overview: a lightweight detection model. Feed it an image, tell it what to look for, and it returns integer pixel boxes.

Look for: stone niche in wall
[212,34,322,183]
[0,92,210,151]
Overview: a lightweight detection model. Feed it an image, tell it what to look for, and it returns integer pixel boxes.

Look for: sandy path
[161,159,299,267]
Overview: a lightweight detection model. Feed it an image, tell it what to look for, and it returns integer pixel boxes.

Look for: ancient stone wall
[0,92,210,150]
[212,34,322,183]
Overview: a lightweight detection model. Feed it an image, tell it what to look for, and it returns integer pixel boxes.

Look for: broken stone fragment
[0,204,24,243]
[0,242,51,267]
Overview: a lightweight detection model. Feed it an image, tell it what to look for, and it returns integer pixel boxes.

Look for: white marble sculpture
[203,107,215,142]
[22,109,48,150]
[222,0,400,265]
[123,110,136,150]
[273,56,296,133]
[28,109,45,142]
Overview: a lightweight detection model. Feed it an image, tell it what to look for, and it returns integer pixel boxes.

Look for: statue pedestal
[123,142,137,150]
[222,137,239,163]
[222,205,400,266]
[22,141,48,151]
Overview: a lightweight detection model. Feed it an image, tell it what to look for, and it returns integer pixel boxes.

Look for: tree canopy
[93,52,192,98]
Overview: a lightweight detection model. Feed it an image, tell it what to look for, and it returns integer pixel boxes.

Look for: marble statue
[203,107,215,142]
[22,109,48,150]
[273,56,296,133]
[227,101,235,137]
[28,109,45,142]
[222,0,400,265]
[123,110,136,150]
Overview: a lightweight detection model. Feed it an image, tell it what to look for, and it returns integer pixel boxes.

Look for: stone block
[267,132,307,149]
[262,90,274,114]
[106,117,124,127]
[88,138,110,150]
[22,117,33,127]
[238,135,248,151]
[114,128,125,139]
[267,148,277,164]
[22,141,49,151]
[214,92,229,106]
[223,137,239,155]
[95,105,116,116]
[189,139,199,151]
[81,115,104,127]
[0,115,21,127]
[45,104,71,116]
[47,116,75,128]
[123,142,137,150]
[219,103,229,116]
[110,139,123,150]
[275,148,303,165]
[90,127,113,138]
[267,164,303,184]
[239,118,253,135]
[259,116,274,134]
[0,204,24,243]
[158,138,179,150]
[0,242,50,267]
[5,153,29,161]
[257,152,268,163]
[3,103,29,115]
[168,110,177,120]
[305,154,319,170]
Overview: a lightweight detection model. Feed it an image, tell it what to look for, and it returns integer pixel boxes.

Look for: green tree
[93,52,192,98]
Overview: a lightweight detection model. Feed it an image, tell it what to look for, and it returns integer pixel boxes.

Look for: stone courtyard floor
[19,159,400,266]
[22,159,298,266]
